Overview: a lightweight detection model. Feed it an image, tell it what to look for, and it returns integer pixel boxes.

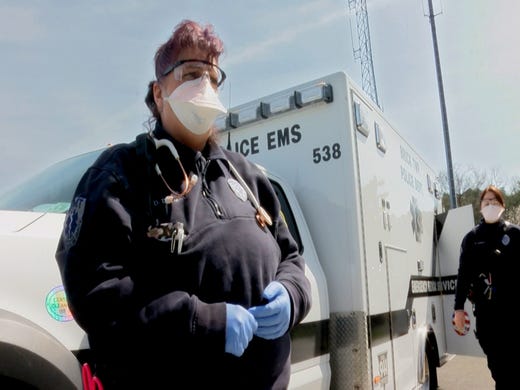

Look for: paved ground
[437,354,495,389]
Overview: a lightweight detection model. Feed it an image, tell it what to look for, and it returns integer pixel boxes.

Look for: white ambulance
[0,71,479,389]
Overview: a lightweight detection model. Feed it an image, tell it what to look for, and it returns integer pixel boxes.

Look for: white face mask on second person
[164,74,227,135]
[481,204,505,224]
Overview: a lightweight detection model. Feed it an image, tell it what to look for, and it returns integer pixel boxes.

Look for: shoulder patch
[64,196,86,249]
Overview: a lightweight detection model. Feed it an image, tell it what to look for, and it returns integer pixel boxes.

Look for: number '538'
[313,143,341,164]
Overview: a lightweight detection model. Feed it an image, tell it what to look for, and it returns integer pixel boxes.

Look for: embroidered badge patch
[64,196,86,249]
[227,178,247,202]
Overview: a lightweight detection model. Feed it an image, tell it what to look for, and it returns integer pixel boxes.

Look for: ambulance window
[354,101,369,136]
[269,180,304,255]
[374,122,386,153]
[433,182,441,199]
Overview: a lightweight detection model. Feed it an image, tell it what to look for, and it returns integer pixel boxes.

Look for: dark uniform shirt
[454,219,520,314]
[453,218,520,388]
[55,124,312,389]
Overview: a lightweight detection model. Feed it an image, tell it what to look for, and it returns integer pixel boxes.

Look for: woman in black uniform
[454,185,520,389]
[56,19,311,390]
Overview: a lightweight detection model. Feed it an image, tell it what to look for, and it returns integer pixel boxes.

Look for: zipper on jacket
[202,188,223,217]
[199,158,223,218]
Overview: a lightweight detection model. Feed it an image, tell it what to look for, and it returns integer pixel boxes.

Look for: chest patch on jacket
[227,178,247,202]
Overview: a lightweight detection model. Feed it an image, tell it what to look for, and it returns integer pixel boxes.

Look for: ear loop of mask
[151,134,198,203]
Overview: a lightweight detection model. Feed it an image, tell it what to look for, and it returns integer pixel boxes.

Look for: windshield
[0,149,103,213]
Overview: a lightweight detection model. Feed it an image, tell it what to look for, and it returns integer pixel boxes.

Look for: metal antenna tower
[348,0,380,108]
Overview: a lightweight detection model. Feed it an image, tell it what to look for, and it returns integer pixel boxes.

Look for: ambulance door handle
[381,243,408,264]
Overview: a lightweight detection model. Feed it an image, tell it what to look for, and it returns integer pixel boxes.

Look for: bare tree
[488,167,508,190]
[438,165,520,224]
[504,206,520,225]
[438,164,511,197]
[504,177,520,224]
[438,164,487,212]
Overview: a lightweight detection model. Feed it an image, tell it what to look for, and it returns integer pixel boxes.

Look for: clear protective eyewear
[162,59,226,89]
[481,197,500,207]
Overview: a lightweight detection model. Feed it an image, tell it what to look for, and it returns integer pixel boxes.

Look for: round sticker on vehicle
[45,285,73,322]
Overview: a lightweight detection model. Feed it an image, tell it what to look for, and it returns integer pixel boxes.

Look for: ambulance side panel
[218,71,466,389]
[350,84,445,389]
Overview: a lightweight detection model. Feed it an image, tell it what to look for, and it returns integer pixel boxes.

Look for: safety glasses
[162,59,226,88]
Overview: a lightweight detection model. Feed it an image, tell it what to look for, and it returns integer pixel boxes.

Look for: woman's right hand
[453,310,466,332]
[225,304,258,357]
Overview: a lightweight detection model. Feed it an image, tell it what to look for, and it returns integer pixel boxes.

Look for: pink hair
[154,19,224,80]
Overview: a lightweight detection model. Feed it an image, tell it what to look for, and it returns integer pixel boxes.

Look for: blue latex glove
[225,303,258,357]
[248,281,291,340]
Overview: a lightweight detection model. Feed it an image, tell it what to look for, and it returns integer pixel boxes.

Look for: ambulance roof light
[216,82,333,132]
[295,83,333,108]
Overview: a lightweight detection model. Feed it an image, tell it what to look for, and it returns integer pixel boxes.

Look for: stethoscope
[150,134,272,228]
[151,135,196,204]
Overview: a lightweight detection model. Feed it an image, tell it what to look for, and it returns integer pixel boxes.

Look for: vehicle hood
[0,210,88,350]
[0,210,57,235]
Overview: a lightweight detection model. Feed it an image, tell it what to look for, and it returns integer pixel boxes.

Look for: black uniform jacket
[55,125,312,389]
[454,218,520,316]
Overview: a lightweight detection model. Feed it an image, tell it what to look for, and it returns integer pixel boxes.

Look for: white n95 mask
[165,75,227,135]
[481,204,504,224]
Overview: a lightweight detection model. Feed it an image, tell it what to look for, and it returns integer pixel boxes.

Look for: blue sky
[1,0,519,192]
